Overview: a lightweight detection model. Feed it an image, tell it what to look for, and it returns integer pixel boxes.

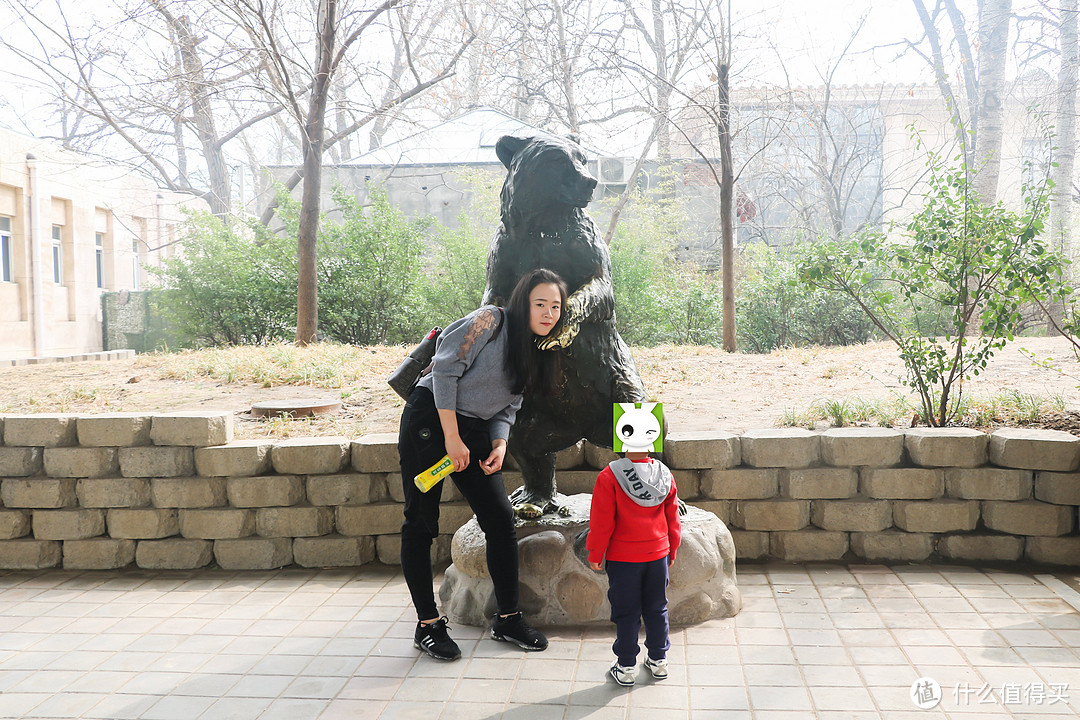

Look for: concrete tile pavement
[0,563,1078,719]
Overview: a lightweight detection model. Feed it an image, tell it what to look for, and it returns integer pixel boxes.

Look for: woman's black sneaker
[490,612,548,651]
[414,616,461,661]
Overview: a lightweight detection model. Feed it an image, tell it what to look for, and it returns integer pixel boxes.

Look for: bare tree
[1050,0,1078,254]
[225,0,474,344]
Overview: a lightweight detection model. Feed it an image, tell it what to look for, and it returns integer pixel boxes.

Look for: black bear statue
[483,133,652,519]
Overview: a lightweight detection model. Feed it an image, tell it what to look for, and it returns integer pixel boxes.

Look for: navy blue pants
[606,558,670,666]
[399,386,519,621]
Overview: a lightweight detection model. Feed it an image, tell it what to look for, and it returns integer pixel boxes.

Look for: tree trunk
[1051,0,1078,254]
[719,63,736,352]
[152,2,231,217]
[296,0,336,346]
[652,0,671,160]
[973,0,1012,202]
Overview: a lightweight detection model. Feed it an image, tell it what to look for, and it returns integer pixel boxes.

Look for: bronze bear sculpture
[482,133,652,519]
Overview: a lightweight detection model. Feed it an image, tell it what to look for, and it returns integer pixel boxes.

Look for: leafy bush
[417,170,501,326]
[318,188,431,345]
[798,143,1069,426]
[150,211,297,346]
[737,242,878,352]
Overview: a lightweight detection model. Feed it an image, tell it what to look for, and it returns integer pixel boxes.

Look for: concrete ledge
[3,414,77,448]
[989,428,1080,471]
[905,427,989,468]
[664,431,740,469]
[272,437,349,475]
[151,412,233,448]
[820,428,904,467]
[195,440,273,478]
[77,413,152,447]
[740,429,819,468]
[351,433,399,473]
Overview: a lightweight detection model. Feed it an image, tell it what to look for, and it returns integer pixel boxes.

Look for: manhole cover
[250,399,342,418]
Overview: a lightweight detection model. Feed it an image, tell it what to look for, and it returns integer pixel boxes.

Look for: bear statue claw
[536,321,579,351]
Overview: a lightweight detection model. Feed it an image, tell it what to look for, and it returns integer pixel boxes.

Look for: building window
[0,216,11,282]
[132,238,141,290]
[51,225,62,284]
[95,232,104,289]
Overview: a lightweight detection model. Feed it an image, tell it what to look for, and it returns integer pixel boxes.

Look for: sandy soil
[2,337,1078,439]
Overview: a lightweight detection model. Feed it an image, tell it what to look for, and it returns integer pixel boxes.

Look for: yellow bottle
[414,455,454,493]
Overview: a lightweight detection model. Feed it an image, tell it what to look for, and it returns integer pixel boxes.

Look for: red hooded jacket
[587,457,681,564]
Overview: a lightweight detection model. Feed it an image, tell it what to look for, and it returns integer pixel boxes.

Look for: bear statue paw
[509,487,561,519]
[536,321,579,350]
[513,502,544,520]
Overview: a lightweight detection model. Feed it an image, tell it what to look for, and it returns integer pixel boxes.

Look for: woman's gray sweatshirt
[416,305,522,443]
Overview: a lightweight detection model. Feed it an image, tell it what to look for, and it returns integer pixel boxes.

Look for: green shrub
[737,242,878,352]
[318,188,431,345]
[799,140,1069,426]
[150,211,297,346]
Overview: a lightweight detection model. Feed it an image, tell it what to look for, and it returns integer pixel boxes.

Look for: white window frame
[0,216,11,283]
[132,238,141,290]
[51,225,63,285]
[95,232,104,289]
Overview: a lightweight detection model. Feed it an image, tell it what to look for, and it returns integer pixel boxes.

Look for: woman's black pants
[398,386,520,621]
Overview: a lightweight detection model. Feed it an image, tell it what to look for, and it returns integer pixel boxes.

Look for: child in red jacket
[587,403,681,686]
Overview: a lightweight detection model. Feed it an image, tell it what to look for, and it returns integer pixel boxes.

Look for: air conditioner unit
[598,157,632,184]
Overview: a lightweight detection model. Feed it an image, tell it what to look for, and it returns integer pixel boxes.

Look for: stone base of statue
[439,493,741,626]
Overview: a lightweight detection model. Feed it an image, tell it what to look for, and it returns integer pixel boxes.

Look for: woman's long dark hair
[504,268,568,395]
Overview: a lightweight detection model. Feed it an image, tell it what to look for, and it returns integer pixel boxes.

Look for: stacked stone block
[1,411,1080,569]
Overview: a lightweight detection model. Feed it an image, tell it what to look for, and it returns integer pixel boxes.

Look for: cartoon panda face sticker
[613,402,663,453]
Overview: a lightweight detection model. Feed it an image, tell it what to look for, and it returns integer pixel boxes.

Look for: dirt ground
[3,336,1080,440]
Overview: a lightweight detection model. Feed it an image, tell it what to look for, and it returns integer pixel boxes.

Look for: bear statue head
[495,134,598,223]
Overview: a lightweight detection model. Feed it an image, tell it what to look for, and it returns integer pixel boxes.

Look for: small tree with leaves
[798,141,1069,426]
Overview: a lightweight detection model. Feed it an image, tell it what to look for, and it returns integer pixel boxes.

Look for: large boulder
[439,493,741,626]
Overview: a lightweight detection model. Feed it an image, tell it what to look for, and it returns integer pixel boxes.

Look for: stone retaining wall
[1,413,1079,570]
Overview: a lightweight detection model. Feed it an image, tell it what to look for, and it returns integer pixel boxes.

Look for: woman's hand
[589,561,603,572]
[444,435,469,472]
[480,441,507,475]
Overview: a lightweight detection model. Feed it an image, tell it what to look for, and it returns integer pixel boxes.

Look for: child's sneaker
[644,656,669,679]
[490,611,548,651]
[609,661,636,686]
[413,616,461,661]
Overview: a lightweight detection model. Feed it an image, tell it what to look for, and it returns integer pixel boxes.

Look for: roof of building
[342,107,608,166]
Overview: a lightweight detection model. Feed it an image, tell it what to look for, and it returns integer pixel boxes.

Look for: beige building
[0,128,204,360]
